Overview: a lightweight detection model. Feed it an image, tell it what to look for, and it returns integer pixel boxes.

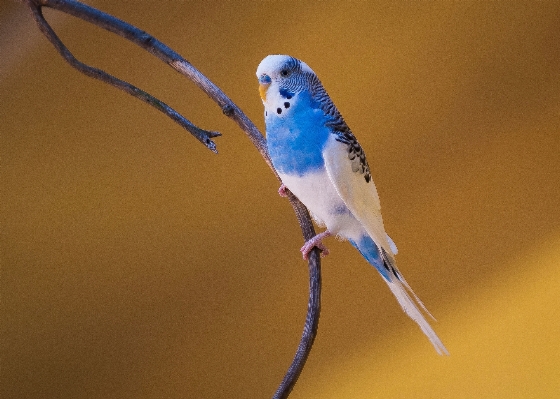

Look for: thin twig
[24,0,220,153]
[22,0,322,397]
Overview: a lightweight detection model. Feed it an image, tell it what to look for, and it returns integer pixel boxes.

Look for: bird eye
[280,69,290,77]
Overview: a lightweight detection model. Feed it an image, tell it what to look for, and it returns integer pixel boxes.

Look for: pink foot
[278,184,289,197]
[301,230,332,260]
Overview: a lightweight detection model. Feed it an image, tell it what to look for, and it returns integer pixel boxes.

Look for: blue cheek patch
[279,88,295,99]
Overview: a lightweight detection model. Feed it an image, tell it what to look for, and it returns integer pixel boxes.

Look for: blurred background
[2,1,560,398]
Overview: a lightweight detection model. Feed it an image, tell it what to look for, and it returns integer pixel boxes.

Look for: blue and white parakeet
[257,55,448,355]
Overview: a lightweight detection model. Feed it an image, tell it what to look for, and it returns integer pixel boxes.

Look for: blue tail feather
[349,235,390,281]
[350,234,449,355]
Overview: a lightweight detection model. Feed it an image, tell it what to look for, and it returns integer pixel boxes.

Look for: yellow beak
[259,83,269,101]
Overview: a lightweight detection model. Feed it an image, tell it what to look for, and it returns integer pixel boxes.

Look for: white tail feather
[398,274,436,321]
[385,277,449,355]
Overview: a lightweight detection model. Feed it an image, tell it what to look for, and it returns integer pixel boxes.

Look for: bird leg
[301,230,331,260]
[277,183,330,259]
[278,183,289,197]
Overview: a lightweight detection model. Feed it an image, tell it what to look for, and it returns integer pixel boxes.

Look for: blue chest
[265,92,331,176]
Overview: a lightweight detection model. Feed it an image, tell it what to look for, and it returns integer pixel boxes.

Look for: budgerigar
[257,55,448,355]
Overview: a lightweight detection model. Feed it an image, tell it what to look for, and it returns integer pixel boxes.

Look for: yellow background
[2,1,560,398]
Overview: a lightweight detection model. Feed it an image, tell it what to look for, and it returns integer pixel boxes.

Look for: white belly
[278,168,364,240]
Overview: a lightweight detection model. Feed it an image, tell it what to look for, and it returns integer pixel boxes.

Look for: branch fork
[22,1,321,398]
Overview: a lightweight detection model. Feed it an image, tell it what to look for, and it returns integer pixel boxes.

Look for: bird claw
[277,185,331,260]
[278,184,289,197]
[300,231,332,260]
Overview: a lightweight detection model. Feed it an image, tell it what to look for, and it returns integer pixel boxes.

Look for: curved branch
[273,193,322,399]
[22,0,322,397]
[24,0,220,153]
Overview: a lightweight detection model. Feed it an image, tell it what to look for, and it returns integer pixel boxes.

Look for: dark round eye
[280,69,290,77]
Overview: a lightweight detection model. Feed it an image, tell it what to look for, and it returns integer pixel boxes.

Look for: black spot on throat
[277,108,282,114]
[284,102,290,108]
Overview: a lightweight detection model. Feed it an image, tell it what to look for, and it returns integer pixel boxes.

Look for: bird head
[256,55,315,105]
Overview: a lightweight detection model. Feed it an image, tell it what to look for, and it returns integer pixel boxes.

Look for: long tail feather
[380,247,436,321]
[351,235,449,355]
[384,271,449,355]
[380,247,448,355]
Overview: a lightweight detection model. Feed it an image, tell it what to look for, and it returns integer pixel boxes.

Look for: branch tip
[25,0,219,153]
[206,130,222,139]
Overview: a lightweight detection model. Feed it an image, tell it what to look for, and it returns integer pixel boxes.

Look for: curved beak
[258,74,272,101]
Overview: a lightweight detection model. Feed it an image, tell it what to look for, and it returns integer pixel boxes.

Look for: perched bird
[257,55,448,355]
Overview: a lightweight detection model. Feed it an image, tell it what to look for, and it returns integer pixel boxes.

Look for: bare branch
[22,0,322,397]
[23,0,221,153]
[273,192,322,399]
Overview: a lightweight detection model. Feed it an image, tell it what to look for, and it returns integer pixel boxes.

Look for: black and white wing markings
[304,71,373,183]
[331,125,372,183]
[277,57,373,183]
